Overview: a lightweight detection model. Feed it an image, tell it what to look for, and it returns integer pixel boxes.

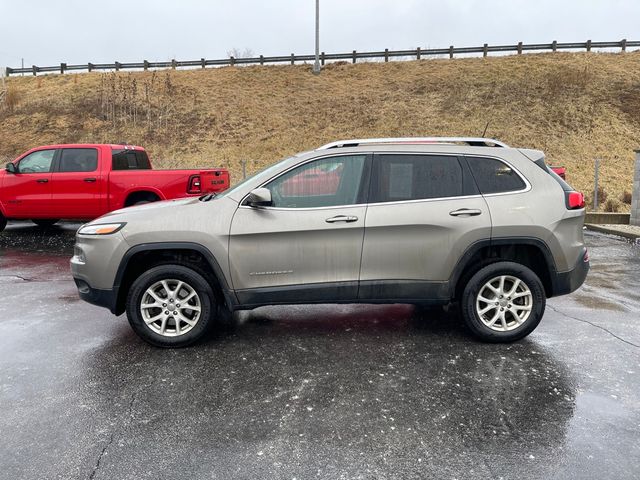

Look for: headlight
[78,223,126,235]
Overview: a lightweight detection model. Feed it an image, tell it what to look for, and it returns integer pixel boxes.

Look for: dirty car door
[229,154,370,305]
[359,153,491,301]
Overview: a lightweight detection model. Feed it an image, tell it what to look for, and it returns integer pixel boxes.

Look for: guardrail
[5,39,638,76]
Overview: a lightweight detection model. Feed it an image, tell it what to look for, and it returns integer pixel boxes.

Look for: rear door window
[58,148,98,172]
[370,154,471,203]
[112,149,151,170]
[466,157,526,194]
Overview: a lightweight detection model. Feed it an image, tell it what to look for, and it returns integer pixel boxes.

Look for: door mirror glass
[5,163,16,173]
[246,188,272,207]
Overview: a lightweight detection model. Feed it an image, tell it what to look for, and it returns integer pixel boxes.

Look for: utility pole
[313,0,321,74]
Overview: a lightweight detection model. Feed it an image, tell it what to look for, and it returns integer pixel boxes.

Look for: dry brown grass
[1,51,640,206]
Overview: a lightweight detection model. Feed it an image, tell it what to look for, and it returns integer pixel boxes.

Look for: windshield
[216,156,297,199]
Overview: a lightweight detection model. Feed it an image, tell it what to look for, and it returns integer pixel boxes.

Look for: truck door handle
[36,178,49,183]
[449,208,482,217]
[326,215,358,223]
[84,177,97,183]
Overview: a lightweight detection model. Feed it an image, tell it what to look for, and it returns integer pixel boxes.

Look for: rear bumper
[73,278,118,314]
[549,247,590,297]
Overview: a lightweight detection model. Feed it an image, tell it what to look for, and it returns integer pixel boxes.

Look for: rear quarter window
[466,156,526,194]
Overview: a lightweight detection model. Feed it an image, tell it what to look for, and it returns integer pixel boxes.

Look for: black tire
[32,219,60,228]
[126,264,216,348]
[0,214,6,232]
[461,261,546,342]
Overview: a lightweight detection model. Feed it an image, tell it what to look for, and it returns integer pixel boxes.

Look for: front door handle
[36,178,49,183]
[326,215,358,223]
[449,208,482,217]
[84,177,97,183]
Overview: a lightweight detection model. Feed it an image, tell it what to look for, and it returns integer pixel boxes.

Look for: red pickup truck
[0,144,229,231]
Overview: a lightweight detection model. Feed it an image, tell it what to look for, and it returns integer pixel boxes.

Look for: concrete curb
[585,224,640,241]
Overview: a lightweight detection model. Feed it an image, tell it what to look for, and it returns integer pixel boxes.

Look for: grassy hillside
[2,51,640,210]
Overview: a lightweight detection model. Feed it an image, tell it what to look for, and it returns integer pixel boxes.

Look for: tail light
[187,174,201,194]
[566,191,585,209]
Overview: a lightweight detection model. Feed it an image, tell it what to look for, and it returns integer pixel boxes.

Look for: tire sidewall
[462,261,546,342]
[126,265,215,347]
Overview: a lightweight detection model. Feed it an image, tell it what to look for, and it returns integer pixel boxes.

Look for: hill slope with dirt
[2,51,640,209]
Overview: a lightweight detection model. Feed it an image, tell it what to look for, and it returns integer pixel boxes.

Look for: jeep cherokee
[71,137,589,347]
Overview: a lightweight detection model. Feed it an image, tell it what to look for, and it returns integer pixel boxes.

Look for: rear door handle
[36,178,49,183]
[84,177,97,183]
[326,215,358,223]
[449,208,482,217]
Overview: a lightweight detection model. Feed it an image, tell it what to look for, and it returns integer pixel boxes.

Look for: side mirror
[245,188,272,208]
[6,163,16,174]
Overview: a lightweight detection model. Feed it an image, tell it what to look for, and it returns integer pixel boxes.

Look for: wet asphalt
[0,221,639,480]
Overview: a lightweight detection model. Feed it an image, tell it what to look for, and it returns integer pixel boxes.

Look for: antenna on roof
[481,122,490,138]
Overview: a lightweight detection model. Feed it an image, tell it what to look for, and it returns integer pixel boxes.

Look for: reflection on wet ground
[0,226,639,479]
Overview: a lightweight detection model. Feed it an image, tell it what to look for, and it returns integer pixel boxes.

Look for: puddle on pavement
[573,293,625,311]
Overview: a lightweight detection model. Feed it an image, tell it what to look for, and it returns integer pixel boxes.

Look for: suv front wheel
[461,261,546,342]
[126,265,216,347]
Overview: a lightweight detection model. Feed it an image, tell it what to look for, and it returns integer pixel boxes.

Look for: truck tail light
[187,175,202,194]
[566,191,585,210]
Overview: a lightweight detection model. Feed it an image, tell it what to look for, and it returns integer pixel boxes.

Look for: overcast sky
[1,0,638,71]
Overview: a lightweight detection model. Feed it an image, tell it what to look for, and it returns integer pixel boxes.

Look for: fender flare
[113,242,236,314]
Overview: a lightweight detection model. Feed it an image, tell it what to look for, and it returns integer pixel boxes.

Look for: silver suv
[71,138,589,347]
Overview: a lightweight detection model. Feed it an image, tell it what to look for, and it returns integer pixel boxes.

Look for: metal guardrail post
[321,52,325,66]
[449,45,454,58]
[352,50,356,64]
[259,55,264,65]
[631,150,640,225]
[385,49,389,62]
[171,59,177,69]
[483,44,488,57]
[517,42,523,54]
[32,65,37,76]
[416,47,421,60]
[115,62,121,72]
[60,63,66,74]
[622,39,627,51]
[230,56,235,66]
[200,58,205,69]
[586,40,592,52]
[552,40,557,52]
[88,63,94,72]
[291,53,295,65]
[593,158,600,211]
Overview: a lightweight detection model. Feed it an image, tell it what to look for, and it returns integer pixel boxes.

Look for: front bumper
[73,278,118,314]
[549,247,590,297]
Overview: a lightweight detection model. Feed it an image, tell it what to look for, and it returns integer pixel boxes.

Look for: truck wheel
[0,215,6,232]
[32,219,60,228]
[461,261,545,343]
[126,264,216,348]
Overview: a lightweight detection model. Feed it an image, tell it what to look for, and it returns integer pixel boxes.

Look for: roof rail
[317,137,510,149]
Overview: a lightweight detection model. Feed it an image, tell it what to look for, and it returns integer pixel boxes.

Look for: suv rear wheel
[126,265,216,347]
[461,261,545,342]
